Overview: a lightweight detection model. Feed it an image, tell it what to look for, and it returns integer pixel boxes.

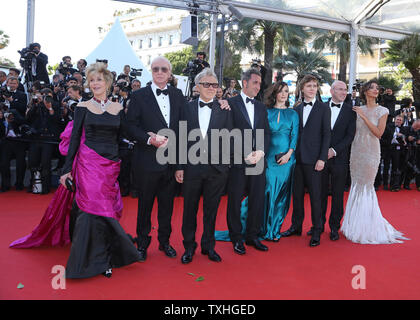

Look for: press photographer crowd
[1,43,419,197]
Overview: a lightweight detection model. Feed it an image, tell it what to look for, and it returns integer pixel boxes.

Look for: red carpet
[1,187,419,300]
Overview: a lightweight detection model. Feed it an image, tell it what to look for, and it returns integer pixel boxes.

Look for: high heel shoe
[103,268,112,278]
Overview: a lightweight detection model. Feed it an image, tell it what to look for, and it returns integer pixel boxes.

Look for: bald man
[318,81,356,241]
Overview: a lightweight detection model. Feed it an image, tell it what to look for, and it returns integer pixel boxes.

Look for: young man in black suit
[281,74,331,247]
[226,68,271,254]
[125,57,186,261]
[318,81,356,241]
[175,68,233,264]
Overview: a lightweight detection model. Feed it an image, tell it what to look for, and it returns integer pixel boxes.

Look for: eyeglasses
[199,82,219,88]
[152,66,169,73]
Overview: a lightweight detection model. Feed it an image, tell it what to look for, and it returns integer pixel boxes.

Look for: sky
[1,0,143,70]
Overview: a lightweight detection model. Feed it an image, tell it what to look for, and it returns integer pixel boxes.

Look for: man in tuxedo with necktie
[226,68,271,255]
[281,74,331,247]
[126,57,186,261]
[318,81,356,241]
[175,68,233,264]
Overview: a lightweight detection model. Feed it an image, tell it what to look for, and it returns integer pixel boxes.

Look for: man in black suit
[281,74,331,247]
[226,68,271,255]
[29,43,50,85]
[126,56,186,261]
[175,68,233,264]
[319,81,356,241]
[2,77,28,118]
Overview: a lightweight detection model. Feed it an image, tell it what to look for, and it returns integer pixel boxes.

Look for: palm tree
[312,29,378,83]
[274,46,332,101]
[384,33,420,102]
[228,18,308,85]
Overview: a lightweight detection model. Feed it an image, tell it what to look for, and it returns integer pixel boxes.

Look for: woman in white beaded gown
[341,80,408,244]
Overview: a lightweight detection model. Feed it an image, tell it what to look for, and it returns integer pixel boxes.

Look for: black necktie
[199,101,213,109]
[246,97,255,104]
[331,103,341,108]
[156,88,168,96]
[303,101,313,106]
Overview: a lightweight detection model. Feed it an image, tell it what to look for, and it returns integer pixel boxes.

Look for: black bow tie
[156,88,168,96]
[331,103,341,108]
[246,97,255,104]
[303,101,313,107]
[199,101,213,109]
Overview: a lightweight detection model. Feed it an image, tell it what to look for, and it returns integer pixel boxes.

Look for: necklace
[92,97,111,112]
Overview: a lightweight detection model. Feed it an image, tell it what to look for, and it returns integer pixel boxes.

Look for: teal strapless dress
[215,108,299,241]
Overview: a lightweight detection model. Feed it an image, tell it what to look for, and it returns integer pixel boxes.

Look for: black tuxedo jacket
[10,91,28,118]
[382,123,410,145]
[227,94,270,168]
[34,52,50,84]
[126,84,186,172]
[329,102,356,165]
[180,99,233,178]
[294,100,331,165]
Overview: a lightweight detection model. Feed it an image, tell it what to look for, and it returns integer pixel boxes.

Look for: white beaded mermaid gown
[341,105,408,244]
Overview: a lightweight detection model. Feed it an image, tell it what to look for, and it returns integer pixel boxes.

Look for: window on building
[147,55,151,65]
[169,35,173,45]
[148,38,152,48]
[158,36,163,47]
[139,40,143,49]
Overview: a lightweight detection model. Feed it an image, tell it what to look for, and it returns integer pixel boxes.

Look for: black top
[62,106,124,174]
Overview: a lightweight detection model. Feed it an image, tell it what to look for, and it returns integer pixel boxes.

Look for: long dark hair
[264,81,290,108]
[360,79,379,104]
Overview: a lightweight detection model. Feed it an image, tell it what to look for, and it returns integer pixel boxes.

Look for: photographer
[250,58,267,101]
[396,98,416,127]
[0,110,27,192]
[183,52,210,97]
[1,77,28,118]
[25,88,61,194]
[382,115,411,191]
[24,43,50,84]
[381,87,398,123]
[8,68,25,92]
[223,78,237,99]
[131,79,141,92]
[61,84,84,124]
[410,120,420,191]
[76,59,87,77]
[57,56,78,80]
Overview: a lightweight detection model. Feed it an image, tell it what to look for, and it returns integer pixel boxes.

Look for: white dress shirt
[198,98,213,138]
[151,82,170,127]
[330,100,343,130]
[302,97,317,127]
[240,91,255,129]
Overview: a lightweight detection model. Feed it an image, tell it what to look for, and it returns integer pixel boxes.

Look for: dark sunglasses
[199,82,219,88]
[152,66,169,73]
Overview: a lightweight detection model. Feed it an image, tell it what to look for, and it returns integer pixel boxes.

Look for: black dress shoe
[309,237,320,247]
[330,231,339,241]
[181,250,194,264]
[245,239,268,251]
[233,241,246,255]
[102,268,112,278]
[280,227,302,237]
[307,227,324,236]
[201,249,222,262]
[137,248,147,262]
[159,244,177,258]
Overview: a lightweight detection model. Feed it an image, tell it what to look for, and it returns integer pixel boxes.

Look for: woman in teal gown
[216,82,299,241]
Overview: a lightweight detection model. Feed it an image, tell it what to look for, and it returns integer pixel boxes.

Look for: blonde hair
[85,62,114,94]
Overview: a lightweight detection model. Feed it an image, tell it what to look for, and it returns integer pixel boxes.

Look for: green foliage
[164,47,195,75]
[377,76,400,92]
[0,57,15,68]
[384,34,420,72]
[274,46,332,85]
[0,30,10,50]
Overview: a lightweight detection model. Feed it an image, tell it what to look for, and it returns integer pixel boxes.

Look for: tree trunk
[410,68,420,102]
[263,29,275,88]
[338,49,347,83]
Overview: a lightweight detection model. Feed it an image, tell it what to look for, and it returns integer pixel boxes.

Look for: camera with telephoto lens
[130,68,142,77]
[402,106,416,113]
[18,46,37,69]
[44,95,54,105]
[183,60,200,78]
[352,79,364,92]
[251,58,261,69]
[0,86,13,99]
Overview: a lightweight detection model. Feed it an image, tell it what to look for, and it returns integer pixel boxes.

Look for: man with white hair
[318,80,356,241]
[126,56,186,261]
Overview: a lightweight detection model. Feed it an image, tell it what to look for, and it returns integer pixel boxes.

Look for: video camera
[17,44,39,69]
[184,59,200,78]
[352,79,364,92]
[251,58,261,69]
[130,68,142,77]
